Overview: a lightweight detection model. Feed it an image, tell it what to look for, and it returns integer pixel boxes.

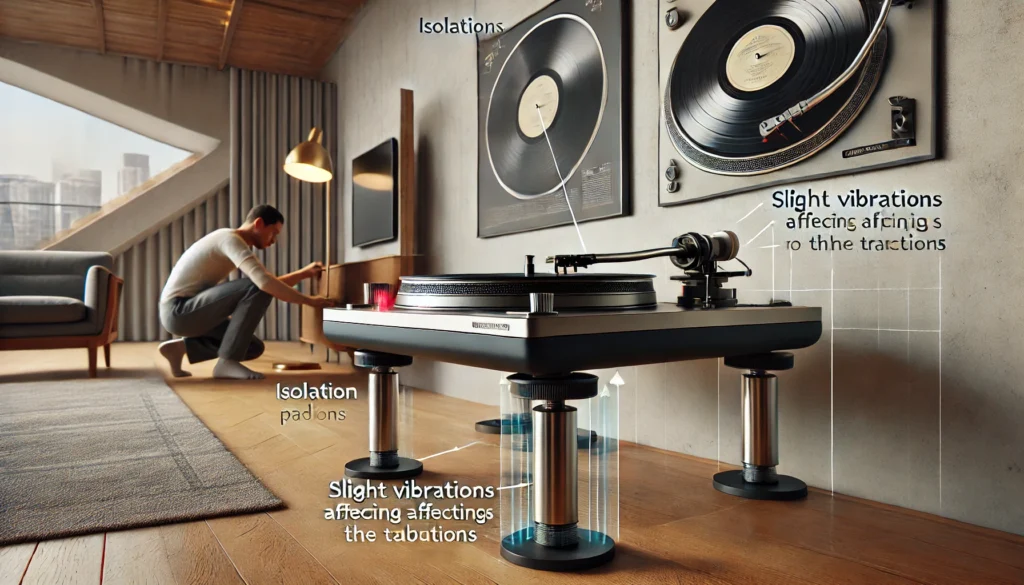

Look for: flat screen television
[351,138,398,247]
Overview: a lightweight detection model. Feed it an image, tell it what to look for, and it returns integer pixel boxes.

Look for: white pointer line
[497,482,533,491]
[537,105,587,253]
[417,441,484,462]
[736,202,763,224]
[745,221,775,247]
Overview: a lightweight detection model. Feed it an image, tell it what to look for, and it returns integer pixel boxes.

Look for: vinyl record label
[725,25,796,93]
[518,74,560,138]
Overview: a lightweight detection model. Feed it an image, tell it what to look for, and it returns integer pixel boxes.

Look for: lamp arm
[325,178,331,299]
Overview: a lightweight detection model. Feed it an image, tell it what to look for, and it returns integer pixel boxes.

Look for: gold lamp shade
[284,128,333,183]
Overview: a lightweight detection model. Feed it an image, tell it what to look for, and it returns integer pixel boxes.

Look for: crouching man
[158,204,332,380]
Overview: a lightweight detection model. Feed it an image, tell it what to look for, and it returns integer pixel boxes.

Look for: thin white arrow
[745,221,775,247]
[496,482,533,491]
[736,202,764,225]
[417,441,483,461]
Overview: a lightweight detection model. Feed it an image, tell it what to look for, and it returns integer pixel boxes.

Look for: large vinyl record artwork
[478,0,627,238]
[658,0,938,205]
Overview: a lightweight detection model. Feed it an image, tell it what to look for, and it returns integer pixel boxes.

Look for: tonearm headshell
[546,231,753,309]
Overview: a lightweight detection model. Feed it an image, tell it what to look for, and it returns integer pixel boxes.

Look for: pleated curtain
[229,68,338,343]
[115,69,337,342]
[115,184,230,341]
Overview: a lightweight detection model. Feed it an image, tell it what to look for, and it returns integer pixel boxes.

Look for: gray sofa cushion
[0,296,87,325]
[0,320,107,339]
[0,251,113,299]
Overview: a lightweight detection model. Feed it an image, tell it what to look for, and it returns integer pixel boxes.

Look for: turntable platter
[395,273,656,312]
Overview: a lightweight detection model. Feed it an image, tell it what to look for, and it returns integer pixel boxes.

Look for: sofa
[0,251,123,377]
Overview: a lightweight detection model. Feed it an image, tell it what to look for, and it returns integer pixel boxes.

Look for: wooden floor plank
[102,528,177,585]
[21,535,103,585]
[0,543,36,585]
[734,501,1024,585]
[205,514,342,585]
[808,495,1024,571]
[103,523,245,585]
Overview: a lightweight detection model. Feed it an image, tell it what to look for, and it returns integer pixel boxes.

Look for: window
[0,81,193,250]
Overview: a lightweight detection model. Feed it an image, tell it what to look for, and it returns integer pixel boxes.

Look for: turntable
[323,230,823,570]
[658,0,938,204]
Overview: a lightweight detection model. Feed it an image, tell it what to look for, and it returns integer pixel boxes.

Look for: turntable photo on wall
[477,0,628,238]
[658,0,938,205]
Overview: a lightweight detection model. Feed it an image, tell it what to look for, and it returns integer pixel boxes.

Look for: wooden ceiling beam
[157,0,168,61]
[218,0,245,70]
[248,0,360,20]
[91,0,106,54]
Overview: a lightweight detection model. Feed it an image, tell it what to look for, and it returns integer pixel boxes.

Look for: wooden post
[399,89,416,274]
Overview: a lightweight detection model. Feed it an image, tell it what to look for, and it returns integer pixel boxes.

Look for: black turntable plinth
[324,293,819,375]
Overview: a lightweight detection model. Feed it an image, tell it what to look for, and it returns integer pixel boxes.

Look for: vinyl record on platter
[665,0,887,175]
[486,14,607,199]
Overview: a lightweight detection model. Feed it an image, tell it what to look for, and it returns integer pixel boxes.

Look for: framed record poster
[477,0,628,238]
[658,0,938,205]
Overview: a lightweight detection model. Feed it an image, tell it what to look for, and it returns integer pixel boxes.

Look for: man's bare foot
[158,339,191,377]
[213,359,264,380]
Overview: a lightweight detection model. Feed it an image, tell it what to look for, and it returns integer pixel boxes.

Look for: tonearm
[546,231,753,309]
[759,0,914,138]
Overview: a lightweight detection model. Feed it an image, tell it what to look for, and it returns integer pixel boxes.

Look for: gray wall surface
[322,0,1024,536]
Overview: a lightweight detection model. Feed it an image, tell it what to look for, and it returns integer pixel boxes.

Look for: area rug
[0,378,282,545]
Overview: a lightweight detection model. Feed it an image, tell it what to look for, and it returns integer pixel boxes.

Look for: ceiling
[0,0,366,78]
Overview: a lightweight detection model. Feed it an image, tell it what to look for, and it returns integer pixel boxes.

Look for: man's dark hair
[246,204,284,226]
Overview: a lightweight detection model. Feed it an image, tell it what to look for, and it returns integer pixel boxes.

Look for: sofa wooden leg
[103,344,111,368]
[88,347,98,378]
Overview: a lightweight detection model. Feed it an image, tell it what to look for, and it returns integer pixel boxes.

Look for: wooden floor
[2,343,1024,584]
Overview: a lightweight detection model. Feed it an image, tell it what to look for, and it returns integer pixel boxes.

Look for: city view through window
[0,81,192,250]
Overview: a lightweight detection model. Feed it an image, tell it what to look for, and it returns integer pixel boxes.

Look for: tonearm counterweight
[545,231,753,309]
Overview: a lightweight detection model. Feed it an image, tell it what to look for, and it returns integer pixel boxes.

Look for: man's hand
[303,261,325,280]
[305,295,334,309]
[279,262,325,287]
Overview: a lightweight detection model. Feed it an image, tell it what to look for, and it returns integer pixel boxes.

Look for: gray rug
[0,378,282,545]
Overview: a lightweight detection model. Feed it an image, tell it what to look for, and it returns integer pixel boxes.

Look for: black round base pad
[345,457,423,479]
[712,470,807,500]
[475,419,503,434]
[500,528,615,571]
[475,420,600,449]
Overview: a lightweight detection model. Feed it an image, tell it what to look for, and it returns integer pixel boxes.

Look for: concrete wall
[0,39,229,255]
[322,0,1024,536]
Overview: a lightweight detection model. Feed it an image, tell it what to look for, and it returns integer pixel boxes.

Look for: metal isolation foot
[713,352,807,500]
[498,373,615,571]
[344,350,422,480]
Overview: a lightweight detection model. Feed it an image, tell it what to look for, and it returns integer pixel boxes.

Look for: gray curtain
[115,184,230,341]
[229,68,338,343]
[114,69,337,342]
